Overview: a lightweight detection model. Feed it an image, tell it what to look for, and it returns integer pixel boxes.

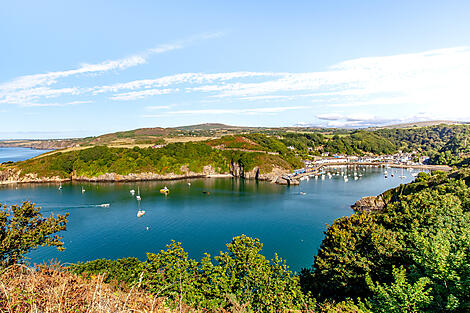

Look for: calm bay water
[0,147,51,163]
[0,165,417,271]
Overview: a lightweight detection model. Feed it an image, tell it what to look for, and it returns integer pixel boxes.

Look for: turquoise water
[0,166,417,271]
[0,147,51,163]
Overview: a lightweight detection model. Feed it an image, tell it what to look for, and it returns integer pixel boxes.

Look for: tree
[366,266,433,313]
[0,202,68,267]
[303,212,402,300]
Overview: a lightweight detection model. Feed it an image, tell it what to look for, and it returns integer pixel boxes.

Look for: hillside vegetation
[3,138,302,179]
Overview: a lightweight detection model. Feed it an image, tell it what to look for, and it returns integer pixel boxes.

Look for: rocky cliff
[351,195,386,212]
[0,139,79,150]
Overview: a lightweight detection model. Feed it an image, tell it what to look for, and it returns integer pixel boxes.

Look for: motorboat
[137,210,146,218]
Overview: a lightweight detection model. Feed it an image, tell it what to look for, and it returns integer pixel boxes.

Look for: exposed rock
[275,176,289,185]
[274,176,299,185]
[0,168,67,184]
[288,178,300,185]
[351,196,386,212]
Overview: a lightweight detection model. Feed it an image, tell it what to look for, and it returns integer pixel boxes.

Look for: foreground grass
[0,262,170,313]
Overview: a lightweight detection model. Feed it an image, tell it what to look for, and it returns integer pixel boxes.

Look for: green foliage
[71,257,144,287]
[0,202,68,267]
[366,266,433,313]
[304,212,402,299]
[323,131,397,155]
[303,168,470,312]
[72,235,309,312]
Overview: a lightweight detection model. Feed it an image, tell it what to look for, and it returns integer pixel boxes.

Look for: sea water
[0,165,416,271]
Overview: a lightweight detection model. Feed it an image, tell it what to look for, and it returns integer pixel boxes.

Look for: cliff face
[229,161,291,183]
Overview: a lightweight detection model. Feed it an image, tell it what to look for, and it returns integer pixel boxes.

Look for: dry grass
[32,136,216,159]
[0,262,171,313]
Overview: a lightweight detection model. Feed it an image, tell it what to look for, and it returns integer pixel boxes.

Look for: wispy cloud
[111,88,176,101]
[92,72,281,95]
[143,106,308,117]
[0,32,224,106]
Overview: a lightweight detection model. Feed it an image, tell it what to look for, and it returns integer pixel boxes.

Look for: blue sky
[1,1,470,138]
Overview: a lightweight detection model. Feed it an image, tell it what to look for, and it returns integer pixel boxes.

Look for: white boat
[58,184,62,190]
[130,189,135,195]
[137,210,145,218]
[187,182,191,186]
[98,203,110,208]
[354,177,358,180]
[299,192,306,195]
[81,187,85,194]
[136,187,142,201]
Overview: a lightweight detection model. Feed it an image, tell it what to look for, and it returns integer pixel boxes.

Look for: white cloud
[145,105,172,110]
[3,44,470,123]
[143,106,308,117]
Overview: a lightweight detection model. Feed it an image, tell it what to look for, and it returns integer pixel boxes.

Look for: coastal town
[287,151,450,181]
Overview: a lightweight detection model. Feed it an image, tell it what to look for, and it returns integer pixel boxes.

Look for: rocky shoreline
[0,164,297,186]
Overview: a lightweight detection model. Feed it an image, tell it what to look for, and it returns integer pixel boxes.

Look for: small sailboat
[399,167,406,179]
[136,187,141,201]
[160,186,170,195]
[81,187,85,194]
[58,183,62,190]
[136,200,145,217]
[130,189,135,196]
